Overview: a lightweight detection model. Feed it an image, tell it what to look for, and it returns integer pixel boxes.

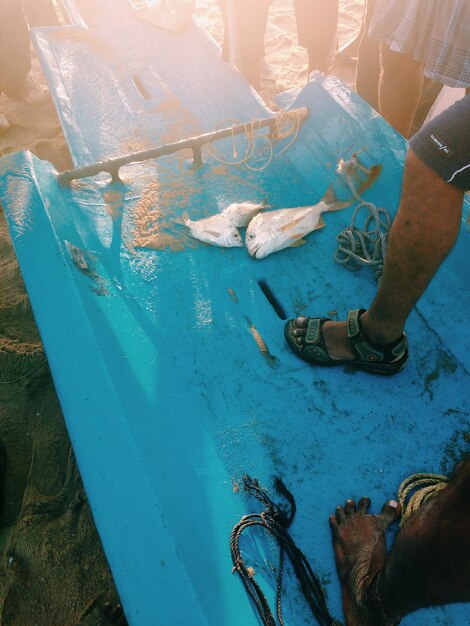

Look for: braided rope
[335,157,392,281]
[397,473,449,527]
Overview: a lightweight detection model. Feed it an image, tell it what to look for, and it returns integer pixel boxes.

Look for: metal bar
[57,106,308,185]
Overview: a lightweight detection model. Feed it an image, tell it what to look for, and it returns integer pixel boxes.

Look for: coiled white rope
[335,156,392,281]
[206,108,306,172]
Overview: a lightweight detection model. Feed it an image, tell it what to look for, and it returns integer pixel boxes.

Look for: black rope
[230,475,336,626]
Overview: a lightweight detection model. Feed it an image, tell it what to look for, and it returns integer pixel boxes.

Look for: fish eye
[248,233,255,240]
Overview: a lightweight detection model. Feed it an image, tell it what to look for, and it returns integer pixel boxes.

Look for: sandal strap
[305,318,322,344]
[302,317,331,359]
[347,309,407,363]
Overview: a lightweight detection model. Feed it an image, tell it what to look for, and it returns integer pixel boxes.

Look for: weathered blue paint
[0,2,468,624]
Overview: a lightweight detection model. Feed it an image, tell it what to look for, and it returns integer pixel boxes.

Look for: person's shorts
[409,93,470,190]
[369,0,470,88]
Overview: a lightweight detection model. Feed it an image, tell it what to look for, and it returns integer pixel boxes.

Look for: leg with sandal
[285,93,470,375]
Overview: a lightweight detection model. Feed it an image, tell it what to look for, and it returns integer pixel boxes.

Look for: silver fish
[220,199,269,227]
[183,213,244,248]
[245,186,350,259]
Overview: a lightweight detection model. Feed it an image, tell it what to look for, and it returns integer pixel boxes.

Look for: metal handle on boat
[57,106,309,185]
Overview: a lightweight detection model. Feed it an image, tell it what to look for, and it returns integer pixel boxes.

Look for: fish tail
[321,185,352,212]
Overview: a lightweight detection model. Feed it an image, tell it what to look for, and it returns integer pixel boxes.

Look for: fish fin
[314,217,326,230]
[320,184,336,205]
[261,197,270,208]
[205,230,222,237]
[321,185,352,212]
[290,238,307,248]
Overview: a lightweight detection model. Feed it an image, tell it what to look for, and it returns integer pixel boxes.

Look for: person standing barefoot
[330,456,470,625]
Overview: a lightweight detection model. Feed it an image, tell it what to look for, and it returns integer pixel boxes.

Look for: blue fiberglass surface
[1,2,469,624]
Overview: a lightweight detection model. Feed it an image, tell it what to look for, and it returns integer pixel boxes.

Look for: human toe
[292,316,309,329]
[101,602,113,617]
[334,505,347,524]
[329,513,339,533]
[357,497,371,514]
[109,604,126,624]
[344,499,356,516]
[286,317,307,335]
[379,499,400,526]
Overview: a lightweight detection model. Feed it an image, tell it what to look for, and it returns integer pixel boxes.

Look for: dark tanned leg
[379,457,470,617]
[218,0,271,90]
[0,0,31,96]
[378,45,424,139]
[291,148,464,360]
[354,0,380,111]
[293,0,339,74]
[330,457,470,625]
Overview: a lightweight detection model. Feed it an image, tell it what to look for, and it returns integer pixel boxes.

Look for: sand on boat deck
[0,1,363,623]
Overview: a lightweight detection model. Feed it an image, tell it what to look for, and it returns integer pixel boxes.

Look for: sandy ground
[0,1,363,623]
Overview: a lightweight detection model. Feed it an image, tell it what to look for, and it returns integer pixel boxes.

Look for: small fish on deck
[179,212,243,248]
[220,198,269,227]
[245,185,351,259]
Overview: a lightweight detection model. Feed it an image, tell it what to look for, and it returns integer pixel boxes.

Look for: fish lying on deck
[182,213,244,248]
[178,198,267,247]
[245,186,351,259]
[221,199,269,227]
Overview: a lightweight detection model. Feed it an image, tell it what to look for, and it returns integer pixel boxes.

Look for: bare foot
[329,497,400,626]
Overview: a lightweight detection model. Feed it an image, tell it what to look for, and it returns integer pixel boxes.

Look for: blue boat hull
[0,2,468,623]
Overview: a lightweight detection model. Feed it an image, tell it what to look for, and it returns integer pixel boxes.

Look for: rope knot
[336,156,359,178]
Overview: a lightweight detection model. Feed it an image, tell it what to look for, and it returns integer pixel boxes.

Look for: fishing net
[231,475,338,626]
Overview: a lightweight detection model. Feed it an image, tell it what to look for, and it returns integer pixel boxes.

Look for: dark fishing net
[230,475,338,626]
